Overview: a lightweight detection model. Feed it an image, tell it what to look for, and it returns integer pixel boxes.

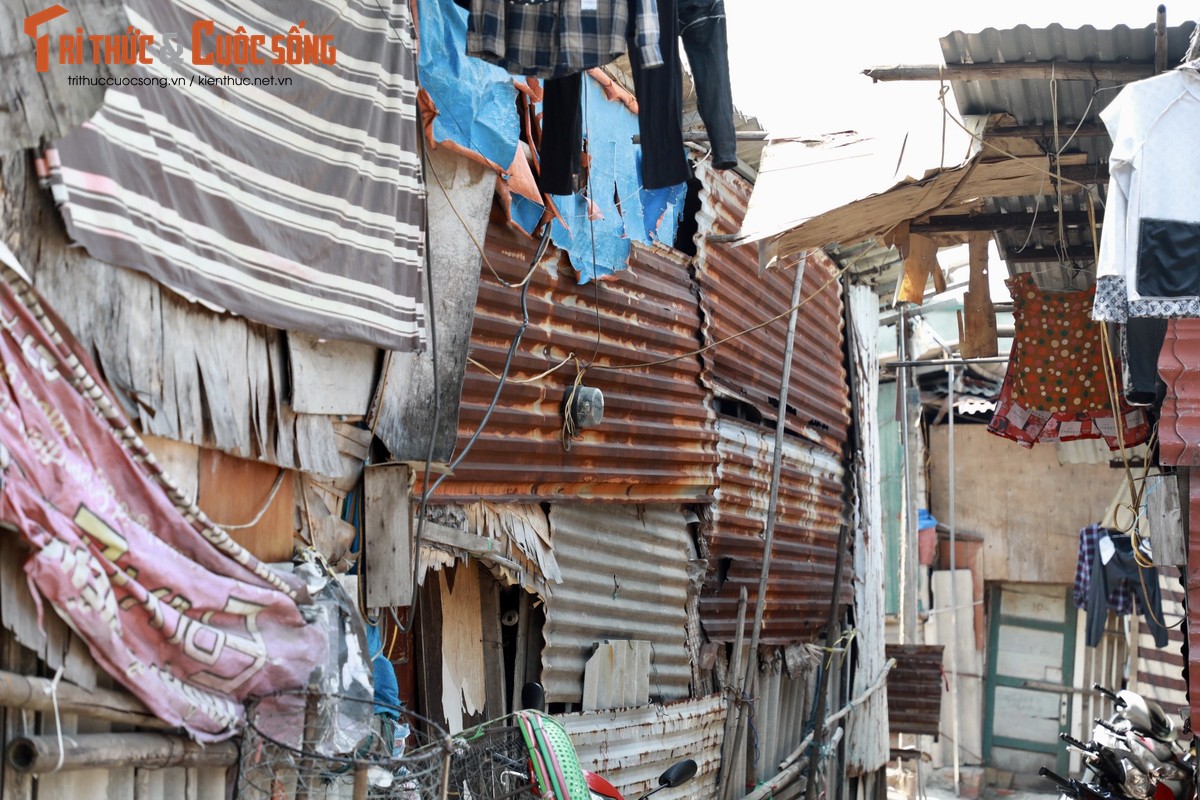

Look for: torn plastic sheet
[545,77,687,282]
[417,0,686,281]
[417,0,519,169]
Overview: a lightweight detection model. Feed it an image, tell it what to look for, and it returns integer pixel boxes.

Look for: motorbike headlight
[1123,765,1153,799]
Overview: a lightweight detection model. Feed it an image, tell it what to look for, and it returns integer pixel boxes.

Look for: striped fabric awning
[46,0,426,350]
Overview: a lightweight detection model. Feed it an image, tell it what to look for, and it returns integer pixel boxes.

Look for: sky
[723,1,1196,303]
[724,1,1192,138]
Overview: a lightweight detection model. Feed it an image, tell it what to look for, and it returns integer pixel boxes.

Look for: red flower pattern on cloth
[1009,273,1109,413]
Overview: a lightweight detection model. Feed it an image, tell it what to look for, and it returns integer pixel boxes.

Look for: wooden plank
[912,210,1098,234]
[478,569,506,720]
[196,449,295,563]
[984,122,1109,140]
[293,414,348,479]
[958,232,998,358]
[286,333,379,416]
[437,564,486,733]
[896,234,940,305]
[141,436,201,505]
[363,464,413,609]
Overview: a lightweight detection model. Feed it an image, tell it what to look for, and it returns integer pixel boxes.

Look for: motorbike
[1039,684,1194,800]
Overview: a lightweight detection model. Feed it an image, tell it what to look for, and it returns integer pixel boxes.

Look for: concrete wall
[927,426,1122,585]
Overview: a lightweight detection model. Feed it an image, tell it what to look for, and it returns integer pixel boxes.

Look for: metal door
[983,583,1078,780]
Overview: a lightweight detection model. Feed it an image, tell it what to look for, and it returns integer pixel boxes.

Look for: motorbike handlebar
[1038,766,1076,795]
[1091,684,1126,708]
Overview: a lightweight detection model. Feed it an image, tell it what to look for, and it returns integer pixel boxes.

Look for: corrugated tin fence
[562,694,725,800]
[542,504,693,705]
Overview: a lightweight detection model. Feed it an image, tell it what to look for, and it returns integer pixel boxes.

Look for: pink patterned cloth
[0,249,325,742]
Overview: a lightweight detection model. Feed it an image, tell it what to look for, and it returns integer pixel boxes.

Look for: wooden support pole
[957,233,998,359]
[896,234,943,304]
[1155,5,1168,75]
[6,733,237,773]
[863,61,1153,83]
[0,669,169,731]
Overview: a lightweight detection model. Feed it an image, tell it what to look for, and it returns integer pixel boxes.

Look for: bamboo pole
[736,260,807,790]
[716,587,749,800]
[6,732,237,773]
[0,669,169,731]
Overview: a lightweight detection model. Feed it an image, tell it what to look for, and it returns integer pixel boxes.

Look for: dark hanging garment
[678,0,736,169]
[540,74,585,195]
[1085,535,1169,648]
[629,0,689,189]
[1121,318,1167,406]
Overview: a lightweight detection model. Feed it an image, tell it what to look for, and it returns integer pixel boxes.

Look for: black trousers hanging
[678,0,736,169]
[540,74,584,196]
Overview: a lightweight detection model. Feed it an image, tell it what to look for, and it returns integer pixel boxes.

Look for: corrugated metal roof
[885,644,945,737]
[541,504,692,704]
[426,205,718,502]
[693,162,850,450]
[939,21,1198,288]
[561,694,724,800]
[702,418,850,645]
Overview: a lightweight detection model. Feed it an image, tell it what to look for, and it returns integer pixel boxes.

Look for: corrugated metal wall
[703,418,849,644]
[561,694,724,800]
[542,504,692,704]
[692,162,850,453]
[428,204,717,503]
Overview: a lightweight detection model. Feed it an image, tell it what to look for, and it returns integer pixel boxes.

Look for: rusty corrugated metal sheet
[693,161,849,451]
[885,644,945,737]
[541,504,692,705]
[561,694,724,800]
[702,419,849,644]
[426,205,717,502]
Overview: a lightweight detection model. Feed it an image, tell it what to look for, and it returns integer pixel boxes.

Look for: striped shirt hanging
[45,0,426,350]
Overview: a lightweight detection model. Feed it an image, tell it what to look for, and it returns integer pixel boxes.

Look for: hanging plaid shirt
[468,0,663,79]
[1073,524,1134,615]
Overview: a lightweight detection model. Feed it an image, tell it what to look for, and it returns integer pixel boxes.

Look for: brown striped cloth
[45,0,425,350]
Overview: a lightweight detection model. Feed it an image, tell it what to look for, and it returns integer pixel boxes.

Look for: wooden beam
[958,233,998,359]
[984,122,1109,140]
[1154,5,1168,75]
[912,211,1100,234]
[1056,163,1109,184]
[1004,245,1096,264]
[863,62,1153,83]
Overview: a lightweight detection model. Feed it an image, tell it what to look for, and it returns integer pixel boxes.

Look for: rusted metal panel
[885,644,945,737]
[560,694,724,800]
[693,162,849,452]
[701,418,849,644]
[542,505,692,705]
[428,206,717,502]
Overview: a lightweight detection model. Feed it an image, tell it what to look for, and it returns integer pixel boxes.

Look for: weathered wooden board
[372,148,491,462]
[0,0,129,152]
[141,436,200,505]
[363,463,413,610]
[287,333,379,415]
[196,449,295,563]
